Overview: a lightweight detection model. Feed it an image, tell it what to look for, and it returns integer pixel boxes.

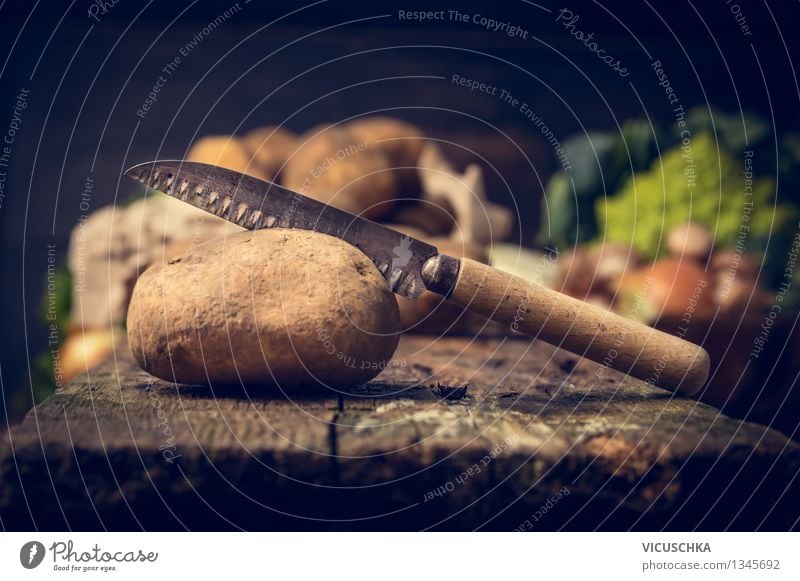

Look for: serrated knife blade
[124,160,439,299]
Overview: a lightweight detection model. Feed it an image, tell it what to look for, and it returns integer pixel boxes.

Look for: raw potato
[282,127,398,220]
[127,229,400,389]
[187,135,269,180]
[344,116,424,198]
[345,116,425,193]
[385,199,455,236]
[345,117,424,168]
[241,125,298,182]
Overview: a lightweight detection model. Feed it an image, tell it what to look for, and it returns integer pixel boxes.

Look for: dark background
[1,0,798,421]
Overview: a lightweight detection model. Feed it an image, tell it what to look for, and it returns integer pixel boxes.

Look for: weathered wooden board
[1,335,798,531]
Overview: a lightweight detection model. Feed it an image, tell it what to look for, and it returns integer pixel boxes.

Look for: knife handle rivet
[421,254,461,296]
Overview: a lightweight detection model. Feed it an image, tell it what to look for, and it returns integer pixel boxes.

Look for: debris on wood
[433,382,469,400]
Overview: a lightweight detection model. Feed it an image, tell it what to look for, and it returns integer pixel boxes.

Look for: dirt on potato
[127,229,400,390]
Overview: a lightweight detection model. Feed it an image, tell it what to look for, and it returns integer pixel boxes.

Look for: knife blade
[124,159,711,396]
[124,160,438,299]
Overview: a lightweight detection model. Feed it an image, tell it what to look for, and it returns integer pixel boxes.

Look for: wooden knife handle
[445,258,710,395]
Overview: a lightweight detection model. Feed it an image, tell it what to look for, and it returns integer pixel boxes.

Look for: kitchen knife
[125,160,710,395]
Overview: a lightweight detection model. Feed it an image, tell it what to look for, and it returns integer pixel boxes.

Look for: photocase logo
[87,0,120,22]
[19,541,45,569]
[391,236,413,272]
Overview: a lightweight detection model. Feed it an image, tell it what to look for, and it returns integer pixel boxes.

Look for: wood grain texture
[0,335,796,531]
[450,258,710,395]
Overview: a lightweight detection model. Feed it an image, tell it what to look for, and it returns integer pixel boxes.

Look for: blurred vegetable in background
[536,118,658,248]
[598,131,789,260]
[535,106,800,423]
[538,107,800,297]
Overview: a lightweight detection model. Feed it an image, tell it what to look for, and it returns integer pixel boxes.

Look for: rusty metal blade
[124,160,438,299]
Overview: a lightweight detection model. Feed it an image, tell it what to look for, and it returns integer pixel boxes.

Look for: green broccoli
[596,132,795,265]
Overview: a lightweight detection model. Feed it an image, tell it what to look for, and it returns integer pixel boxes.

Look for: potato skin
[127,229,400,389]
[344,116,424,169]
[282,127,397,220]
[240,125,298,182]
[187,135,269,180]
[345,117,424,197]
